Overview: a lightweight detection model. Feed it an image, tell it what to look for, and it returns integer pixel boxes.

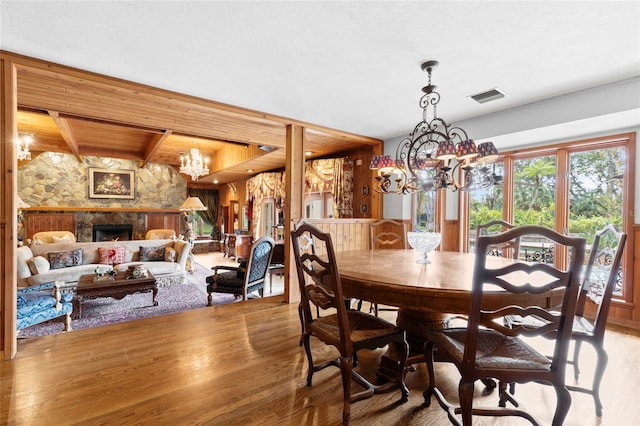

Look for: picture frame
[89,168,135,199]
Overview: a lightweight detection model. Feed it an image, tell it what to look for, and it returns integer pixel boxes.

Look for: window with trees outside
[467,133,633,303]
[193,212,214,238]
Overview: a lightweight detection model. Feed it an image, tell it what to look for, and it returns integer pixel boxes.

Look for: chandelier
[179,148,209,181]
[17,133,32,161]
[370,60,501,194]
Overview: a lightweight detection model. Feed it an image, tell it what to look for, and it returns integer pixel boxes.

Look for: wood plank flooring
[3,287,640,425]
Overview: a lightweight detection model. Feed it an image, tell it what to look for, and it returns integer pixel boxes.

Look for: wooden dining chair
[475,219,519,259]
[291,222,409,425]
[502,224,627,416]
[423,225,586,426]
[370,219,408,249]
[567,224,626,416]
[365,219,408,316]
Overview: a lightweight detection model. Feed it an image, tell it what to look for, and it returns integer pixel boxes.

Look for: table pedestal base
[377,309,496,392]
[377,309,450,381]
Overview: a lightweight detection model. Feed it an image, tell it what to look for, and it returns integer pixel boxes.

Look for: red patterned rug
[18,262,238,337]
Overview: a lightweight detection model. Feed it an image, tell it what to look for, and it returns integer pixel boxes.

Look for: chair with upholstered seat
[292,222,409,425]
[32,231,76,244]
[423,225,586,426]
[145,229,177,240]
[205,236,275,303]
[17,281,73,333]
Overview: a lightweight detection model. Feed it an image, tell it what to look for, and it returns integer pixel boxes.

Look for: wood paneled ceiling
[10,53,381,184]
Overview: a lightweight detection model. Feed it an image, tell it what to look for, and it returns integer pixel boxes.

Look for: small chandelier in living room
[16,133,33,161]
[179,148,209,181]
[370,60,501,194]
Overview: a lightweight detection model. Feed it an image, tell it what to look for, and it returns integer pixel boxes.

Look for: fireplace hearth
[93,224,133,242]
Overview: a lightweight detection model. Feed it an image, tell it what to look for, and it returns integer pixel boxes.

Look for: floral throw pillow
[98,246,127,265]
[47,248,83,269]
[139,245,166,261]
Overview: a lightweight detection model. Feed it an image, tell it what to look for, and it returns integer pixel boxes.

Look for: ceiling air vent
[468,88,506,104]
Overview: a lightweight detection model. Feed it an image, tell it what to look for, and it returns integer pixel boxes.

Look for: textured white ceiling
[1,1,639,142]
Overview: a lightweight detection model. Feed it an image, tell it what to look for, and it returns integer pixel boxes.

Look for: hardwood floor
[3,292,640,425]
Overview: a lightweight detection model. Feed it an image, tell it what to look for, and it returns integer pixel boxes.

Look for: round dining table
[334,249,559,379]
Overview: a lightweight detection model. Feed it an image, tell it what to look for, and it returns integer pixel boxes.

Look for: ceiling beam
[48,110,82,162]
[142,130,172,168]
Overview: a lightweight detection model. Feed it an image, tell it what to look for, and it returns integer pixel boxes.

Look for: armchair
[206,236,275,303]
[32,231,76,244]
[17,281,73,333]
[145,229,177,240]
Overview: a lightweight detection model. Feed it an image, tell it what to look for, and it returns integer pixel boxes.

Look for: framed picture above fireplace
[89,168,135,199]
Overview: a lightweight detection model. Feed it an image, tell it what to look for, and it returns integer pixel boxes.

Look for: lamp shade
[455,139,479,161]
[477,141,499,164]
[179,196,207,211]
[435,140,457,161]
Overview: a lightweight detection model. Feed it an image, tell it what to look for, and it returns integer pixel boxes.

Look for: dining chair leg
[340,355,354,425]
[551,385,572,426]
[572,340,583,380]
[302,333,314,387]
[422,340,436,406]
[459,380,474,426]
[591,347,607,416]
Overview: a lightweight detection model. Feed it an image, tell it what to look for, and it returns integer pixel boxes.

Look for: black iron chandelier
[370,60,502,194]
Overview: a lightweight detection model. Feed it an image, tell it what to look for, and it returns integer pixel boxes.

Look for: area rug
[19,262,238,337]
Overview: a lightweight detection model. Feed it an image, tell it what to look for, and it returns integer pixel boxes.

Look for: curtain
[188,188,220,239]
[332,158,354,218]
[246,172,286,238]
[305,158,353,218]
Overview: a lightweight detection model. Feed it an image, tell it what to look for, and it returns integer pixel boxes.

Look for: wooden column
[284,124,304,303]
[1,55,18,359]
[369,142,383,219]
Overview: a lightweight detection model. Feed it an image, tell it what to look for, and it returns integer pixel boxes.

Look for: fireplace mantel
[22,207,181,213]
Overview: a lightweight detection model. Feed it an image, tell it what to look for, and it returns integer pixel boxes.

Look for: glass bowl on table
[407,231,441,264]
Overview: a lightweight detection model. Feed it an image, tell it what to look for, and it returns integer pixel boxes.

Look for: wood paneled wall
[300,219,377,253]
[24,213,75,240]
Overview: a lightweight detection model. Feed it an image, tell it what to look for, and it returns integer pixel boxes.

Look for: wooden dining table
[334,249,561,379]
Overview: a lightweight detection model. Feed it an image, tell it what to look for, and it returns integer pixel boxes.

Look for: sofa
[17,238,191,288]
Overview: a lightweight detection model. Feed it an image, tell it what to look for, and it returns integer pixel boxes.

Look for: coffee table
[75,271,158,319]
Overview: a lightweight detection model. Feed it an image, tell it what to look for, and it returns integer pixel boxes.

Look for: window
[568,146,626,296]
[469,162,504,251]
[304,191,334,219]
[464,133,634,303]
[192,212,213,238]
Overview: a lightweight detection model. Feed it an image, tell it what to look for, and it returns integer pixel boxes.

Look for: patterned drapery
[244,158,354,237]
[305,158,353,218]
[246,172,286,238]
[332,158,354,218]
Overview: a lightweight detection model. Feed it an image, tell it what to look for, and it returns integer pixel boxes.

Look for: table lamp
[179,196,207,242]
